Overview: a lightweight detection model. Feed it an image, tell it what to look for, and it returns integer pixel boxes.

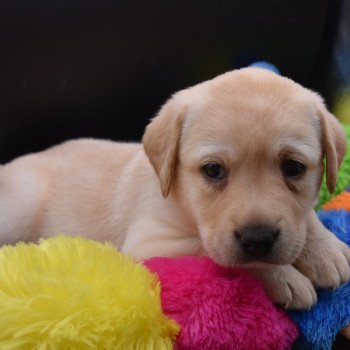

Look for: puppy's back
[0,139,143,245]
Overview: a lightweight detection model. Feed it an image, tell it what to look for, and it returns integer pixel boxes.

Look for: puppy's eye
[201,163,226,181]
[281,160,306,178]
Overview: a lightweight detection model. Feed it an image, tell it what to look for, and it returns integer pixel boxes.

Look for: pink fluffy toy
[145,256,298,350]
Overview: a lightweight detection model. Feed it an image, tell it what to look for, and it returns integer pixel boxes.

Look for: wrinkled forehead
[180,82,322,162]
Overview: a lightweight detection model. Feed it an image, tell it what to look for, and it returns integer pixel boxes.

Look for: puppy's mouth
[207,241,292,267]
[234,251,287,265]
[202,222,302,267]
[207,230,298,267]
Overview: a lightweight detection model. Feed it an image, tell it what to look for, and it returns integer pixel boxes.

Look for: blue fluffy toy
[290,209,350,349]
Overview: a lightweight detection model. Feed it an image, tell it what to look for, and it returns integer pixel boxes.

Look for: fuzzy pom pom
[0,236,179,349]
[322,191,350,211]
[145,257,298,350]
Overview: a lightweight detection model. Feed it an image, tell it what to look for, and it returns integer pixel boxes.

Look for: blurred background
[1,0,349,164]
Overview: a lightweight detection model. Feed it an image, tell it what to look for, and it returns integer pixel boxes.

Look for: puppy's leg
[295,211,350,288]
[122,224,203,261]
[0,160,47,244]
[245,264,317,309]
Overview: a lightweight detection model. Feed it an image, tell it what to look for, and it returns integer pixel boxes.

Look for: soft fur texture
[0,199,349,349]
[0,68,349,309]
[145,256,299,350]
[0,236,179,349]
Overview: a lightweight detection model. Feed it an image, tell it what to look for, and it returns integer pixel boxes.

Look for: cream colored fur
[1,68,349,309]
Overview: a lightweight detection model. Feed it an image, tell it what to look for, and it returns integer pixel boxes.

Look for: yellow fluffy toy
[0,236,179,349]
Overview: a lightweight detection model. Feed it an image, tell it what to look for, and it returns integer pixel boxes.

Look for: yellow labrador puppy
[0,68,349,309]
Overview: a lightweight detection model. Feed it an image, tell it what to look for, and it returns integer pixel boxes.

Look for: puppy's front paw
[247,265,317,309]
[266,265,317,309]
[296,237,350,288]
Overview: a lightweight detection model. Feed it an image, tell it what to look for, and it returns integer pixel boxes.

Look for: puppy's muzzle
[235,224,280,257]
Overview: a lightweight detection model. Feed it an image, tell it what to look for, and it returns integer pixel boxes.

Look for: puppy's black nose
[235,225,280,256]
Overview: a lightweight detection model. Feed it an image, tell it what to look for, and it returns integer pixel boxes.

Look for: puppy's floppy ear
[142,94,186,198]
[315,95,347,193]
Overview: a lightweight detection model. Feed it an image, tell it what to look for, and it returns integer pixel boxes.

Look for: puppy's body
[1,68,349,309]
[0,140,201,258]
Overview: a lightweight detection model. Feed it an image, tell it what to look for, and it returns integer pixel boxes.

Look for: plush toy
[323,191,350,211]
[0,235,298,350]
[0,236,179,349]
[145,257,298,350]
[1,191,350,350]
[290,202,350,349]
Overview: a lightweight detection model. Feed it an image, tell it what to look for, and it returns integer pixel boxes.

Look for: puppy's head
[143,68,347,266]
